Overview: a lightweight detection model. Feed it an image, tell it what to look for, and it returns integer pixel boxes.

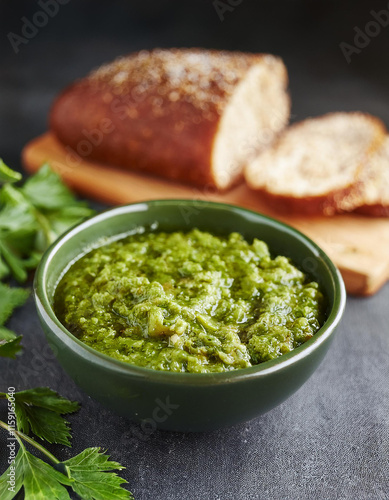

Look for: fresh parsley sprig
[0,160,95,283]
[0,387,80,446]
[0,388,133,499]
[0,159,22,184]
[0,284,29,358]
[0,161,95,358]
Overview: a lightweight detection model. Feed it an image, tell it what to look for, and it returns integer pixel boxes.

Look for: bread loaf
[245,112,386,215]
[354,136,389,216]
[50,48,290,190]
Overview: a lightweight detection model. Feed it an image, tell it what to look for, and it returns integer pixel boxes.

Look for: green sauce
[54,229,326,373]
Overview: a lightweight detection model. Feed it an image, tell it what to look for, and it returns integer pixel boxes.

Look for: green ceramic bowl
[34,200,346,432]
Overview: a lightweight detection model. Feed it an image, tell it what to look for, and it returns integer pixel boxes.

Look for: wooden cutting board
[22,133,389,296]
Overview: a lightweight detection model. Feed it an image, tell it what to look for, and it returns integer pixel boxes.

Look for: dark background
[1,1,389,499]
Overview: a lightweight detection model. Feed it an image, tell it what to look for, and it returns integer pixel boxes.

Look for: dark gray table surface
[1,2,389,499]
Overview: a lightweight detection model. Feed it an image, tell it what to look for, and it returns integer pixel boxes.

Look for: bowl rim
[34,199,346,386]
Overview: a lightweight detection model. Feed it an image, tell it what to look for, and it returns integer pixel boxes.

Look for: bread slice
[50,48,290,190]
[245,113,386,215]
[354,136,389,216]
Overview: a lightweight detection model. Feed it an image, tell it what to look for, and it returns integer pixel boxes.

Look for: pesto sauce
[54,229,326,373]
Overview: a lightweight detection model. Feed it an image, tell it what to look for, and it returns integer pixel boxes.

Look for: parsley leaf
[0,256,9,280]
[0,284,29,324]
[0,284,29,358]
[0,186,38,283]
[10,388,80,446]
[0,448,24,500]
[0,161,95,283]
[0,446,133,500]
[0,241,28,283]
[0,162,94,356]
[0,187,36,235]
[63,448,133,500]
[0,446,72,500]
[0,158,22,184]
[0,330,23,358]
[20,449,73,499]
[0,389,133,499]
[47,205,97,241]
[21,163,78,211]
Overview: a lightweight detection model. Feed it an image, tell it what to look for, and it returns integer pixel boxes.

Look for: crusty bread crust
[355,204,389,217]
[50,48,289,189]
[247,185,360,216]
[245,112,386,215]
[248,181,380,217]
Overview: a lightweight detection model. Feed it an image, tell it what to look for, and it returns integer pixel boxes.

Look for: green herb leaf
[0,448,24,500]
[0,187,37,283]
[0,325,22,341]
[22,163,79,211]
[0,163,94,283]
[0,183,20,205]
[0,159,22,184]
[0,284,29,325]
[0,284,29,357]
[0,446,73,500]
[0,162,94,356]
[0,444,132,500]
[0,242,27,283]
[0,330,23,358]
[0,389,133,500]
[0,188,37,274]
[0,188,36,232]
[47,205,97,240]
[11,388,80,446]
[0,256,9,280]
[63,448,133,500]
[20,449,73,499]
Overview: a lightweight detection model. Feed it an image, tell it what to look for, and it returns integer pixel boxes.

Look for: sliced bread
[354,136,389,216]
[245,112,386,215]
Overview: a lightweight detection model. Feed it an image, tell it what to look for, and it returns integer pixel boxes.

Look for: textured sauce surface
[54,229,326,373]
